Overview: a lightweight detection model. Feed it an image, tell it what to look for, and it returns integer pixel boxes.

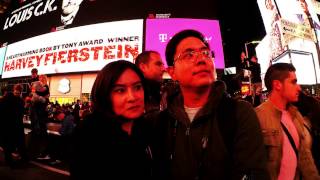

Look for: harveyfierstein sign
[1,19,143,78]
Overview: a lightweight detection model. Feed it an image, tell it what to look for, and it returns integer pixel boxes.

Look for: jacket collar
[167,81,226,125]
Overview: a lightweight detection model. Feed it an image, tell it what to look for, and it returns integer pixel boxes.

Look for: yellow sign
[312,0,320,14]
[281,19,316,44]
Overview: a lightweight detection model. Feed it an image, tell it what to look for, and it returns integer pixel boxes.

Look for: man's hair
[165,29,209,66]
[264,63,296,92]
[135,51,159,67]
[31,68,38,73]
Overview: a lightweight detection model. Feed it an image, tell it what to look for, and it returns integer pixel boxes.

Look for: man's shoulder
[255,101,272,113]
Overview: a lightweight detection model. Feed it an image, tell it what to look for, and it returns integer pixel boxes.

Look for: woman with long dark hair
[70,60,152,179]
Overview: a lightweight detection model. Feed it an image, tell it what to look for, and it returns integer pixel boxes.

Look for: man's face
[13,90,21,97]
[168,37,215,89]
[251,56,257,63]
[279,72,301,103]
[241,52,246,61]
[141,53,165,82]
[62,0,83,15]
[31,72,38,79]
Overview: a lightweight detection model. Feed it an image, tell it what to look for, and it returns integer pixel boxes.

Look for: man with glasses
[148,29,269,180]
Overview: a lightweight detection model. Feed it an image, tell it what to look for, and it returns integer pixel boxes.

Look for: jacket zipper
[186,127,190,136]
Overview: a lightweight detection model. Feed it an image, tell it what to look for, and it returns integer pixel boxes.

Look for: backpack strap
[280,122,299,158]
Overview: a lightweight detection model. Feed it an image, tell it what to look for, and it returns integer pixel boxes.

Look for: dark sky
[0,0,266,67]
[218,1,266,67]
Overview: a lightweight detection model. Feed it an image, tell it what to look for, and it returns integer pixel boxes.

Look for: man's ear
[273,80,282,91]
[167,66,176,80]
[139,63,148,74]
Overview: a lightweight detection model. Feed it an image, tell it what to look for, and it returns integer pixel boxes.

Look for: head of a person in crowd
[264,63,301,103]
[13,84,23,97]
[165,29,215,90]
[251,55,258,63]
[240,51,247,62]
[91,60,146,120]
[135,51,165,83]
[31,68,38,79]
[39,75,48,85]
[1,85,8,97]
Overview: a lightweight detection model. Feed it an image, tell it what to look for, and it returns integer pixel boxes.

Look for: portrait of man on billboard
[61,0,84,25]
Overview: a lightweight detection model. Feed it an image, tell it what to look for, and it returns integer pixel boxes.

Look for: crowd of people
[0,29,320,180]
[0,68,92,167]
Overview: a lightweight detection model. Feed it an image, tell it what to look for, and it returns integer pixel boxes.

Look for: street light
[244,40,261,58]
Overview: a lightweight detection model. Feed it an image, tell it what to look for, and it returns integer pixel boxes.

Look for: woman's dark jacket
[147,82,269,180]
[70,112,152,180]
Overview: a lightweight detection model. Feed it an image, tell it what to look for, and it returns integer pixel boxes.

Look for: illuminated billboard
[272,50,318,85]
[2,19,143,78]
[0,46,6,75]
[145,18,224,69]
[0,0,219,45]
[257,0,320,84]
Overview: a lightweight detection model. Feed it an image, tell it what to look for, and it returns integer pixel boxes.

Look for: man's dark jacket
[147,82,269,180]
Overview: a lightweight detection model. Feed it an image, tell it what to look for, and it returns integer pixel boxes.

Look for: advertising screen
[2,19,143,78]
[145,18,224,69]
[272,50,317,85]
[0,46,6,75]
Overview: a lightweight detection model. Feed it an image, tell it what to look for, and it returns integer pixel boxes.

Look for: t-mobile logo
[205,36,212,41]
[159,33,168,43]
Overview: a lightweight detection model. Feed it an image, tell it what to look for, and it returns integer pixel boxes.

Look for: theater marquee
[2,19,143,78]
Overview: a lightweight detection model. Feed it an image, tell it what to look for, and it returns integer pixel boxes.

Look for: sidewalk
[0,143,69,180]
[0,148,69,180]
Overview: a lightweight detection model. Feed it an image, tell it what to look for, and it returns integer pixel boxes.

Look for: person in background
[239,51,251,70]
[295,91,320,172]
[30,75,51,160]
[73,99,81,126]
[70,60,152,179]
[26,68,39,97]
[255,63,320,180]
[250,55,262,106]
[31,74,50,103]
[0,84,29,167]
[135,50,166,112]
[148,29,268,180]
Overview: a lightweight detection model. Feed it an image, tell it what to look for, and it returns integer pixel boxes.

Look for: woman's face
[39,75,47,85]
[111,69,144,119]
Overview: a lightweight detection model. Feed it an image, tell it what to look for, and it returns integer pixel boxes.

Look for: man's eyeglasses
[174,49,214,64]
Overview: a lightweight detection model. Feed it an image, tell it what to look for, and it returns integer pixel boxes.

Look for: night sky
[218,1,266,67]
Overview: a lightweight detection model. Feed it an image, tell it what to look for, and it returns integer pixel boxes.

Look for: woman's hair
[39,75,48,85]
[91,60,146,117]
